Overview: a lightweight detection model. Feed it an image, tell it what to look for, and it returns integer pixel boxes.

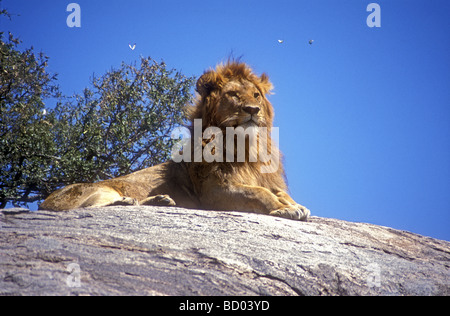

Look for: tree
[48,57,195,191]
[0,7,196,208]
[0,8,60,208]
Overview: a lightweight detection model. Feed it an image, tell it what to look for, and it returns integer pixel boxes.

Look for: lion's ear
[196,70,220,97]
[259,73,274,95]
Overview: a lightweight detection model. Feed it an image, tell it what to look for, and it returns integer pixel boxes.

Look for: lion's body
[40,62,310,221]
[39,162,200,211]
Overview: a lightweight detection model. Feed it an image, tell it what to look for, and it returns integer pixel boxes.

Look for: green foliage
[0,11,60,208]
[0,7,195,208]
[50,58,195,187]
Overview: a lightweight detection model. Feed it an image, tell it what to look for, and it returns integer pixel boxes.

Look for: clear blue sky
[2,0,449,241]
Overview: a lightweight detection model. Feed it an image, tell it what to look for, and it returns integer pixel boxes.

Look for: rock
[0,206,449,296]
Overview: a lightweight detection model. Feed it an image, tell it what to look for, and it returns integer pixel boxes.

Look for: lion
[39,61,310,221]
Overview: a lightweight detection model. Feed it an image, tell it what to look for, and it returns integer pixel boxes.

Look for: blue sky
[2,0,449,241]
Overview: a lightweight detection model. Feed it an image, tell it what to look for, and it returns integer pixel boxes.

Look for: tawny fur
[39,61,310,221]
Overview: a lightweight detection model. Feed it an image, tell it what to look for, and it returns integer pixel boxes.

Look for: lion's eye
[254,92,261,99]
[227,91,239,98]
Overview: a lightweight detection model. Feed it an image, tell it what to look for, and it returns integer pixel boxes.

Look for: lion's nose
[243,105,260,115]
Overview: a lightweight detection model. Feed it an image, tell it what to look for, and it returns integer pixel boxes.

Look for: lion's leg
[140,194,176,206]
[39,183,129,211]
[201,183,309,221]
[103,196,139,207]
[79,186,134,208]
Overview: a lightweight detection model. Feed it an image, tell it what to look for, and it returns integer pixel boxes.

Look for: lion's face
[216,79,271,130]
[191,62,274,131]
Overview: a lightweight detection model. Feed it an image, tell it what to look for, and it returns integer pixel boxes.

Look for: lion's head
[190,61,274,131]
[184,61,279,172]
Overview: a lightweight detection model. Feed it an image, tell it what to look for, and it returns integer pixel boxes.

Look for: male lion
[39,61,310,221]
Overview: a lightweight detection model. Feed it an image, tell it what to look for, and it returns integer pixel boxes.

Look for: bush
[49,58,195,189]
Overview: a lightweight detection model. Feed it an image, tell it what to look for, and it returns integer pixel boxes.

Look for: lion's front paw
[270,204,310,221]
